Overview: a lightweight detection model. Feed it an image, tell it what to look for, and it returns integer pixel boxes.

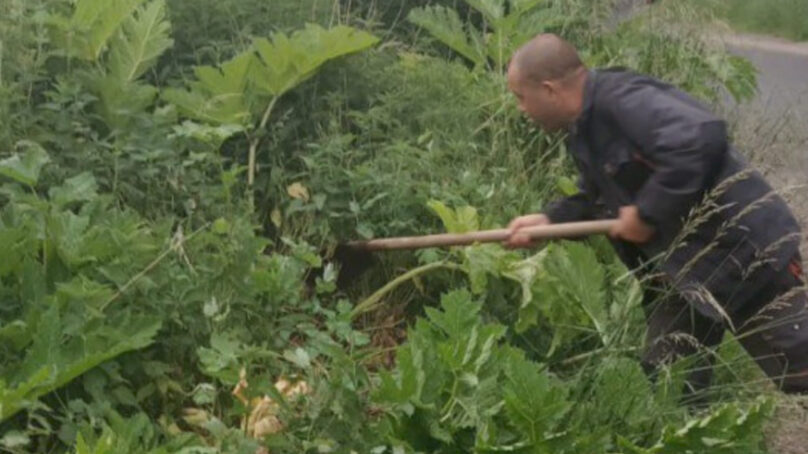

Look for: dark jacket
[545,68,801,319]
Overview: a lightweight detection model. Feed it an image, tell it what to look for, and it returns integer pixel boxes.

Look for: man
[505,33,808,396]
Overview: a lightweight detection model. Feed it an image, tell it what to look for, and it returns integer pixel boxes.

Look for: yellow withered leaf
[247,396,284,438]
[182,408,210,427]
[286,182,309,201]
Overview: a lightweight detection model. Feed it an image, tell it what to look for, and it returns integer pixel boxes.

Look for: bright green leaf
[0,142,50,186]
[408,6,485,66]
[0,431,30,449]
[251,24,379,98]
[49,172,98,206]
[284,347,312,369]
[106,0,173,82]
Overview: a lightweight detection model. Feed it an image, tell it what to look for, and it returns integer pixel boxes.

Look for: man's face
[507,65,567,132]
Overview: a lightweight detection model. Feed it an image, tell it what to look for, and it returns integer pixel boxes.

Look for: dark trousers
[641,257,808,397]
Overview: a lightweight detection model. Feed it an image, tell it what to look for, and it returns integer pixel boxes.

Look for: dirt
[766,397,808,454]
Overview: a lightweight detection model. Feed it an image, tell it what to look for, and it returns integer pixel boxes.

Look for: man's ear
[540,80,557,96]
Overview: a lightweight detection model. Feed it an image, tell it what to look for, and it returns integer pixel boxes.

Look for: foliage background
[0,0,780,453]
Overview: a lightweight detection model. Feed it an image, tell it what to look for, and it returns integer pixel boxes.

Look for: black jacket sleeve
[604,82,728,225]
[543,175,599,223]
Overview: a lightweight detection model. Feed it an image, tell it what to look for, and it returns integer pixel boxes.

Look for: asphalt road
[720,34,808,181]
[724,34,808,130]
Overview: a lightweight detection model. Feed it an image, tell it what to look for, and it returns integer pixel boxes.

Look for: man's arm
[543,175,598,223]
[506,176,598,248]
[605,82,728,227]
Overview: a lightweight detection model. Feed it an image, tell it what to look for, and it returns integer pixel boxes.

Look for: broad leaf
[512,242,608,352]
[425,289,481,340]
[163,52,254,126]
[251,24,379,98]
[427,200,480,234]
[409,6,485,66]
[620,397,774,453]
[48,0,147,61]
[197,332,244,384]
[49,172,99,206]
[2,309,161,422]
[465,0,505,22]
[0,142,50,186]
[502,349,570,447]
[166,24,378,126]
[409,0,551,69]
[550,242,608,336]
[93,74,159,128]
[88,0,172,127]
[107,0,173,82]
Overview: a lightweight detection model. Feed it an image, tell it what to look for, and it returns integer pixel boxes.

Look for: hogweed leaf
[0,142,50,186]
[408,6,485,66]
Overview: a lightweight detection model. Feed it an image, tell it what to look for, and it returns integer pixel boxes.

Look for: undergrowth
[0,0,782,452]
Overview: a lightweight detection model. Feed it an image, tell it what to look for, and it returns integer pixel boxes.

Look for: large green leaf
[549,242,608,336]
[508,242,608,354]
[250,24,379,98]
[619,397,774,453]
[162,52,253,126]
[427,200,480,234]
[89,0,172,127]
[49,172,99,207]
[375,289,507,448]
[424,289,481,340]
[502,349,570,448]
[92,74,159,128]
[47,209,92,268]
[106,0,173,82]
[409,0,551,69]
[375,346,425,415]
[165,24,377,128]
[48,0,146,61]
[79,0,145,61]
[1,309,161,422]
[0,142,50,186]
[197,332,245,384]
[408,6,485,66]
[465,0,506,22]
[0,368,51,424]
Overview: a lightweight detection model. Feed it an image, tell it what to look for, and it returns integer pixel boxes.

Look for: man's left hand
[610,205,655,243]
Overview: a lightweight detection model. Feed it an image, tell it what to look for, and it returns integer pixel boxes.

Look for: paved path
[721,33,808,130]
[718,33,808,209]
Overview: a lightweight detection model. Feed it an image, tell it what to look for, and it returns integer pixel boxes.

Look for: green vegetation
[706,0,808,41]
[0,0,776,452]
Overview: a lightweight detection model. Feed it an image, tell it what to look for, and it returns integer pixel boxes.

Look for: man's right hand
[505,213,550,248]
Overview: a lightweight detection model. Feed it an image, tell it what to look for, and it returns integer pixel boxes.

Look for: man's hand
[506,214,550,248]
[610,205,655,243]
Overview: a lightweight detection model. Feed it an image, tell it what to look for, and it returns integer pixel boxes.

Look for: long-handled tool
[332,220,616,288]
[345,220,617,251]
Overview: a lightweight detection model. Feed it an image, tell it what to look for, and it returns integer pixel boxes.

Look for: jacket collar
[568,69,596,135]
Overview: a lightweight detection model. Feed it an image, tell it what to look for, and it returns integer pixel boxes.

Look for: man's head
[507,34,587,132]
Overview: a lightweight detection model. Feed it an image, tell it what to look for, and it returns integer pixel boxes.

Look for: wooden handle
[346,220,617,251]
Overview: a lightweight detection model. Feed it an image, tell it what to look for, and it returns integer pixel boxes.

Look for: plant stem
[559,346,640,367]
[247,96,279,187]
[350,261,461,319]
[100,222,210,312]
